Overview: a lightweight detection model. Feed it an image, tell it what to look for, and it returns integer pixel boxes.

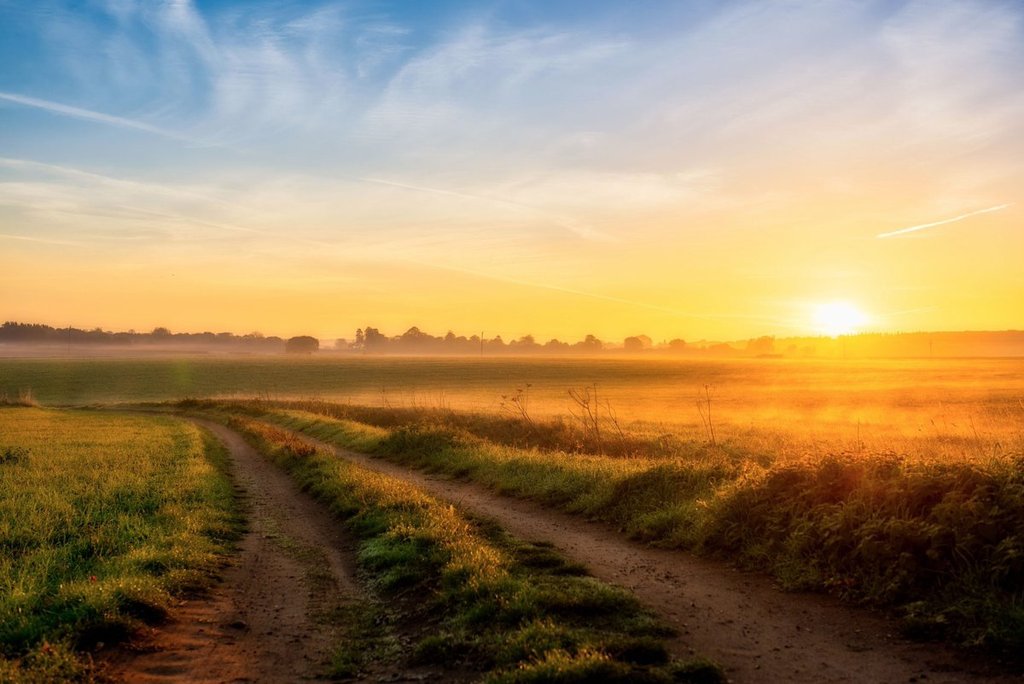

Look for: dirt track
[104,420,363,683]
[107,419,1012,683]
[291,429,1012,684]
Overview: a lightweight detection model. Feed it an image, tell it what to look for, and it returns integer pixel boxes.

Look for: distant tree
[285,335,319,354]
[484,335,506,352]
[544,338,569,351]
[745,335,775,356]
[706,342,735,356]
[623,335,652,352]
[575,334,603,352]
[668,338,687,351]
[401,326,425,341]
[363,327,387,351]
[510,334,540,352]
[399,326,437,352]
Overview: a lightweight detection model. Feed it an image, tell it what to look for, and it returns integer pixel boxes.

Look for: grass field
[0,407,238,682]
[193,399,1024,656]
[2,355,1022,460]
[3,354,1023,667]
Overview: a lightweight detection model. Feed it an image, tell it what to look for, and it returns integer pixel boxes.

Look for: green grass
[199,400,1024,658]
[221,414,721,683]
[0,407,240,681]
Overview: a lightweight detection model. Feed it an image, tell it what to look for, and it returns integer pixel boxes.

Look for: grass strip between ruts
[216,411,722,683]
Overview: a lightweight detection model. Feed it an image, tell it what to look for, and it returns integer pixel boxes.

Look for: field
[0,407,238,681]
[191,396,1024,654]
[2,355,1023,679]
[2,355,1022,459]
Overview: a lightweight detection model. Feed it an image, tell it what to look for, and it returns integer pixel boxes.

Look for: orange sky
[1,2,1021,342]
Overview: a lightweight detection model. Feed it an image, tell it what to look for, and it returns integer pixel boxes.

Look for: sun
[813,301,868,337]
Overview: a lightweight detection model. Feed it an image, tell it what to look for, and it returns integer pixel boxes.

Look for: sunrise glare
[812,301,869,337]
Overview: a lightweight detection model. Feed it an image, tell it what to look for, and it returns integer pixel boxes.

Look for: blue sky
[1,0,1022,340]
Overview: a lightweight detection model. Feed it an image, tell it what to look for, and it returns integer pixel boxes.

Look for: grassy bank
[218,412,720,683]
[0,408,240,682]
[197,399,1024,657]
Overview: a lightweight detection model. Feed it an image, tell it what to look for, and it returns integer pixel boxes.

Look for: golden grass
[206,400,1024,655]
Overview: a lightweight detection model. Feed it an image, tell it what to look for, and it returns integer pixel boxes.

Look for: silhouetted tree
[623,335,652,352]
[745,335,775,356]
[544,338,569,351]
[285,335,319,354]
[363,327,387,351]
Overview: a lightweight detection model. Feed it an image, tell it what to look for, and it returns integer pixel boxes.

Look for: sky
[0,0,1021,343]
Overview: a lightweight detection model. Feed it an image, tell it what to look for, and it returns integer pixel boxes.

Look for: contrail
[0,157,247,212]
[877,203,1011,239]
[0,91,190,142]
[0,233,81,247]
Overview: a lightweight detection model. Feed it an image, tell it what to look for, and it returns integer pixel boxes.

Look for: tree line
[7,321,1016,358]
[340,327,680,354]
[0,321,300,352]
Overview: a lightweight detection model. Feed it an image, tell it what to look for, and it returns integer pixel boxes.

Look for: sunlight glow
[813,301,868,337]
[1,2,1022,340]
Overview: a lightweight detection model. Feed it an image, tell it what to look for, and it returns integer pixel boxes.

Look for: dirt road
[289,429,1011,684]
[104,420,363,683]
[107,418,1011,683]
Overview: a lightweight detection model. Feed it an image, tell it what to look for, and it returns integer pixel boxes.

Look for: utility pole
[480,331,484,357]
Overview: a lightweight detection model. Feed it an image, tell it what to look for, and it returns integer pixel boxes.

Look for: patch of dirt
[289,430,1018,684]
[101,420,364,683]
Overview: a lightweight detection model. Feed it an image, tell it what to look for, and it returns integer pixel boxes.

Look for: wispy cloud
[0,157,344,249]
[0,91,190,142]
[410,260,785,324]
[877,203,1012,239]
[0,157,247,213]
[359,177,611,241]
[2,1,1023,338]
